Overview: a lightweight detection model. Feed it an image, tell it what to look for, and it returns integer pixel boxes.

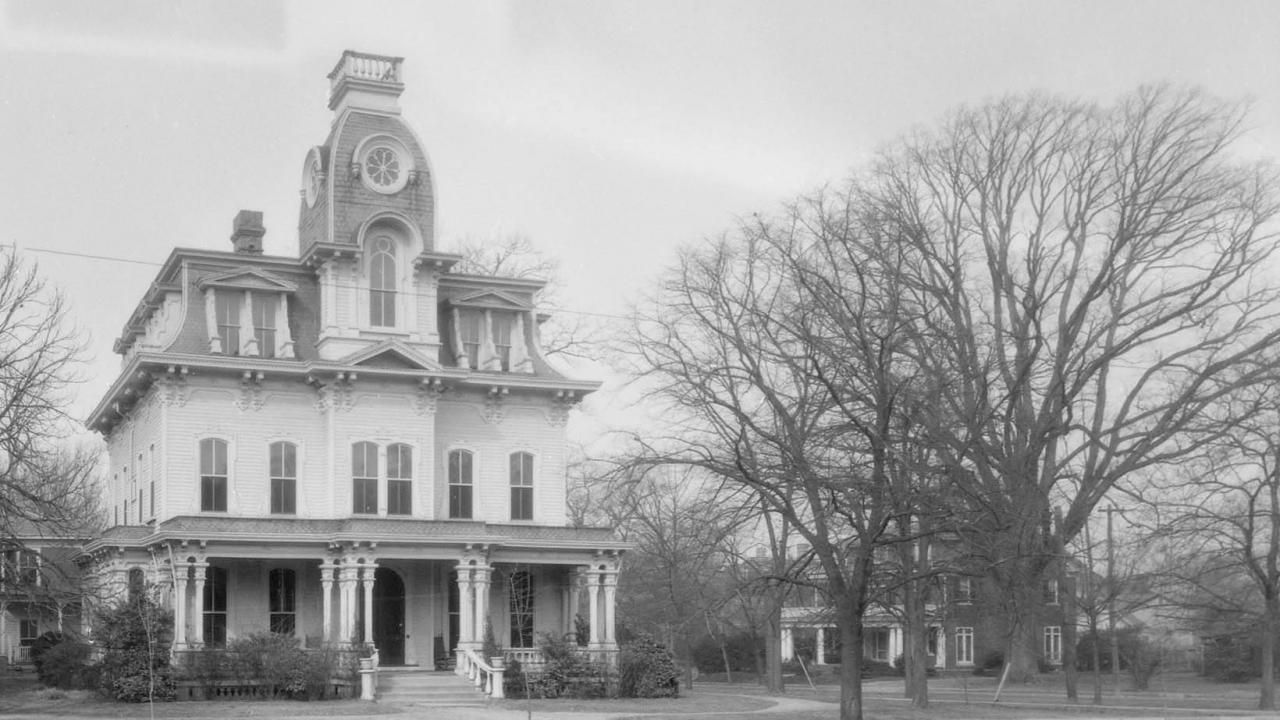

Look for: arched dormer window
[370,236,397,327]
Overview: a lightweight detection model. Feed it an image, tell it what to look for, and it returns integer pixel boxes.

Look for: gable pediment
[340,341,441,371]
[450,289,532,311]
[197,268,299,293]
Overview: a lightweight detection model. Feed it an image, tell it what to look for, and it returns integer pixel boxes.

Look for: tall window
[352,442,378,514]
[252,295,277,358]
[956,576,974,603]
[492,313,512,371]
[204,566,228,647]
[868,627,890,661]
[1043,578,1059,605]
[387,443,413,516]
[509,570,534,648]
[510,452,533,521]
[1043,626,1062,664]
[200,439,228,512]
[18,551,39,586]
[215,293,241,355]
[269,568,296,635]
[369,237,396,327]
[459,311,481,369]
[270,442,297,514]
[448,450,473,519]
[19,620,37,648]
[955,627,974,665]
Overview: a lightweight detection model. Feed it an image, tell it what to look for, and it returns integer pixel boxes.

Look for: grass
[494,688,771,714]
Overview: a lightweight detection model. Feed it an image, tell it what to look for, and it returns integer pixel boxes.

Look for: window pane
[388,479,411,515]
[449,485,472,519]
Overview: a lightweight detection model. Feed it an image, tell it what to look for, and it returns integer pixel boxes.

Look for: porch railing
[504,646,542,670]
[13,645,32,664]
[457,648,504,698]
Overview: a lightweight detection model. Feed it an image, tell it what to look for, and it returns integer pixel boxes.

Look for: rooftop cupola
[328,50,404,116]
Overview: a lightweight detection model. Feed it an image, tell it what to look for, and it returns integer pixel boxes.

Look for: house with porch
[78,51,623,675]
[1,521,88,668]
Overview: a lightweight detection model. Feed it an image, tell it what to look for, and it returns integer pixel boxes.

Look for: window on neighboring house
[19,620,37,647]
[215,292,242,355]
[270,442,297,514]
[509,570,534,648]
[352,442,378,514]
[387,443,413,516]
[1043,626,1062,664]
[369,237,396,327]
[253,295,277,358]
[1043,578,1059,605]
[956,576,974,603]
[269,568,296,635]
[18,551,39,586]
[448,450,473,519]
[955,627,974,665]
[867,627,890,661]
[204,566,228,647]
[509,451,533,521]
[459,311,481,369]
[199,439,228,512]
[927,626,939,656]
[491,313,512,371]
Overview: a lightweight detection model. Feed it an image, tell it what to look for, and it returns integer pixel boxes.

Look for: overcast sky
[1,0,1278,437]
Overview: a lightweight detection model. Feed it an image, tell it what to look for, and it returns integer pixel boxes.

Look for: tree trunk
[1004,608,1041,683]
[839,611,865,720]
[1262,591,1276,710]
[1091,620,1102,704]
[902,577,929,706]
[763,601,785,693]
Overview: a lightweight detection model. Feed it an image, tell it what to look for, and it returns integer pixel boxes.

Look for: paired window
[448,450,474,519]
[215,293,241,355]
[352,442,379,514]
[352,442,414,515]
[510,452,534,521]
[369,237,396,327]
[1,551,40,588]
[252,295,277,358]
[204,566,228,647]
[509,571,534,648]
[270,568,296,635]
[1043,626,1062,664]
[955,627,974,665]
[270,442,297,514]
[200,439,228,512]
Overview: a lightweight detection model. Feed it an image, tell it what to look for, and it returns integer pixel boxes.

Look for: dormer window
[370,236,397,327]
[492,314,513,372]
[253,296,277,359]
[216,293,242,356]
[459,310,482,368]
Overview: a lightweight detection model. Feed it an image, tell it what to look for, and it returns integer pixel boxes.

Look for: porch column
[173,564,188,647]
[338,565,359,643]
[587,570,602,647]
[319,561,336,643]
[473,565,491,647]
[361,563,378,646]
[191,563,208,646]
[565,568,582,638]
[455,563,474,649]
[781,627,794,661]
[602,571,618,648]
[0,601,8,662]
[815,627,826,665]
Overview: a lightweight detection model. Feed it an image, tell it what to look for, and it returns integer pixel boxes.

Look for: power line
[4,242,633,322]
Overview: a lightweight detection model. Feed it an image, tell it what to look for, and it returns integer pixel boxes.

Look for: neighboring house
[77,50,624,669]
[1,521,89,667]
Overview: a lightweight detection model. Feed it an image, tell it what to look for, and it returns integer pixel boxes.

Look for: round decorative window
[301,147,323,208]
[356,135,413,195]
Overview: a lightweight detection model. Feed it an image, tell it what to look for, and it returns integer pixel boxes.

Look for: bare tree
[860,86,1280,682]
[0,249,96,546]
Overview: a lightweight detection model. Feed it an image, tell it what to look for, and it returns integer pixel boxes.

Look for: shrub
[974,649,1004,676]
[618,634,679,698]
[36,638,93,689]
[509,634,611,699]
[691,633,761,673]
[93,597,175,702]
[185,633,341,700]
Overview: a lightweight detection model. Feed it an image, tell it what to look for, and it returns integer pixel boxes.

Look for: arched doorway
[373,567,406,665]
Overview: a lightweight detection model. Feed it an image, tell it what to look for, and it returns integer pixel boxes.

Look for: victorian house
[78,51,623,671]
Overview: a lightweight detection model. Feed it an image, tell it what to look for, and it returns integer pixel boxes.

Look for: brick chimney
[231,210,265,254]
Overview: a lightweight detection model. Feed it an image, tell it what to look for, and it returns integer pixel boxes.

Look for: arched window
[448,450,473,519]
[509,570,534,648]
[509,452,533,521]
[352,442,378,514]
[270,442,297,514]
[204,566,228,647]
[199,439,228,512]
[127,567,145,602]
[387,443,412,516]
[269,568,296,635]
[369,237,396,327]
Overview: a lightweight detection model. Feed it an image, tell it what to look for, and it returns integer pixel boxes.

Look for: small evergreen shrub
[35,638,93,689]
[618,634,679,698]
[510,634,610,699]
[93,597,175,702]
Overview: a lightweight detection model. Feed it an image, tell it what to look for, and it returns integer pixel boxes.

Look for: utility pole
[1105,505,1120,692]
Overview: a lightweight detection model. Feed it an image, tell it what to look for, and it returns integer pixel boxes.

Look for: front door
[373,567,406,665]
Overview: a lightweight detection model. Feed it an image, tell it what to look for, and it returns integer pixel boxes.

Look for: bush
[93,597,175,702]
[974,649,1004,676]
[182,633,342,700]
[691,633,761,673]
[36,638,93,689]
[509,634,611,699]
[618,634,679,698]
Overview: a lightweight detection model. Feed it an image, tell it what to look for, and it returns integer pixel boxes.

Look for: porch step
[377,669,488,707]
